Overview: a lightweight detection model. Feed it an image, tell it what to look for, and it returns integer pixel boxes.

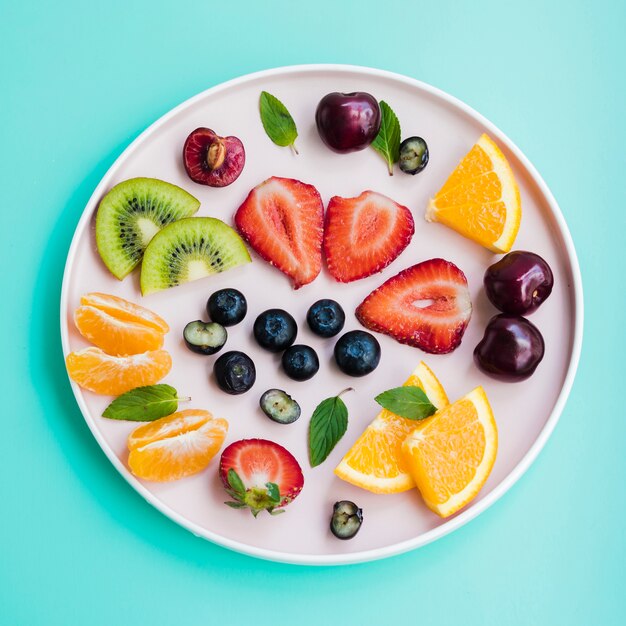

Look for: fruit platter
[61,65,582,564]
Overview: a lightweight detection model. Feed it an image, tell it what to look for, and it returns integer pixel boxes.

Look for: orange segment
[426,134,521,253]
[128,410,228,482]
[334,362,449,494]
[80,292,169,333]
[65,347,172,395]
[74,305,164,356]
[402,386,497,518]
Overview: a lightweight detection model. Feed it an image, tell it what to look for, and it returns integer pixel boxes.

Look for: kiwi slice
[140,217,251,295]
[95,177,200,280]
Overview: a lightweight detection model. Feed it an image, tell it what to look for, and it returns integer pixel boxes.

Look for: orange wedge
[128,410,228,481]
[65,347,171,395]
[334,362,449,494]
[402,386,497,517]
[74,306,165,356]
[426,134,521,252]
[80,292,169,332]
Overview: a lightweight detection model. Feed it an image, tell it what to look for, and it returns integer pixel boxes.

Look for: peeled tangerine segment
[65,347,172,395]
[74,305,164,356]
[140,217,251,295]
[128,410,228,482]
[426,134,521,253]
[334,362,449,494]
[80,292,169,332]
[402,386,497,518]
[96,177,200,280]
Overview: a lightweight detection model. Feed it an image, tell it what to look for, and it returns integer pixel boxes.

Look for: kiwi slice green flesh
[96,177,200,280]
[140,217,251,295]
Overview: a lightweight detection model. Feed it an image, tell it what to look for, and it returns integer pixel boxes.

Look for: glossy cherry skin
[484,251,554,315]
[315,92,381,153]
[474,314,545,382]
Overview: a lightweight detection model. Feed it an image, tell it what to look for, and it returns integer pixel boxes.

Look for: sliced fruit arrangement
[183,128,245,187]
[66,347,172,395]
[426,133,521,253]
[356,258,472,354]
[402,386,497,517]
[74,293,169,356]
[140,217,251,295]
[335,361,449,494]
[128,410,228,482]
[323,191,414,282]
[219,439,304,516]
[234,177,324,289]
[96,178,200,280]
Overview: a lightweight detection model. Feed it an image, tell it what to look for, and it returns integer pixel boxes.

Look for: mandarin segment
[74,305,165,356]
[426,134,521,253]
[334,362,449,494]
[402,386,497,518]
[128,410,228,482]
[80,292,169,332]
[65,347,172,395]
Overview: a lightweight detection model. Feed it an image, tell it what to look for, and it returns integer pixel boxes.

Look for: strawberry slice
[323,190,414,282]
[219,439,304,516]
[356,258,472,354]
[234,177,324,289]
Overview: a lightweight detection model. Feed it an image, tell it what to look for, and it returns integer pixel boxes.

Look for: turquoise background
[2,0,624,623]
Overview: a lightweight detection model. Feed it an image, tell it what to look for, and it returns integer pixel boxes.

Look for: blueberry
[330,500,363,540]
[399,136,429,175]
[306,299,345,338]
[214,351,256,394]
[281,345,319,381]
[253,309,297,353]
[183,320,227,355]
[259,389,301,424]
[207,288,247,326]
[334,330,381,376]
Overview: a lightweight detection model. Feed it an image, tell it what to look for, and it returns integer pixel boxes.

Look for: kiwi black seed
[95,177,200,279]
[140,217,251,295]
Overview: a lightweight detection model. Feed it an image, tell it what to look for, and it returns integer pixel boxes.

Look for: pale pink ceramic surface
[60,65,583,565]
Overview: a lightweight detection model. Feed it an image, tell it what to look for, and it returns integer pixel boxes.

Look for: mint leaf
[308,389,353,467]
[259,91,298,153]
[371,101,401,175]
[102,384,186,421]
[375,386,437,420]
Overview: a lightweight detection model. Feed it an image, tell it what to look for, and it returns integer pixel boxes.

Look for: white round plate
[61,65,583,565]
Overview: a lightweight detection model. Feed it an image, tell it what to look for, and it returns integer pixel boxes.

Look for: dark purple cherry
[183,127,245,187]
[315,92,381,153]
[484,251,553,315]
[474,314,545,382]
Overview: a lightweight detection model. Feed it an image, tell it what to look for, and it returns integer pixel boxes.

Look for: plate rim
[59,63,584,566]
